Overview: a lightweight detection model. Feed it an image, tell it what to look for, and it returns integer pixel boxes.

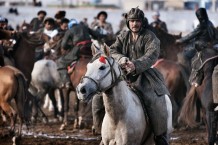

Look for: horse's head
[19,21,32,32]
[76,44,122,102]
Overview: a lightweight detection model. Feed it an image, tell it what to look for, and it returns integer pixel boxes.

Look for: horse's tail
[178,86,198,127]
[15,72,29,124]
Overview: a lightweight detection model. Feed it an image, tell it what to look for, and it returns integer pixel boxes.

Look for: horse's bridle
[81,55,123,93]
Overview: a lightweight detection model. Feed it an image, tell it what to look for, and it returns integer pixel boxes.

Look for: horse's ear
[103,43,110,57]
[91,43,98,56]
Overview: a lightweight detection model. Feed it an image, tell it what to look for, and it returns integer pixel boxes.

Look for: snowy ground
[0,5,218,35]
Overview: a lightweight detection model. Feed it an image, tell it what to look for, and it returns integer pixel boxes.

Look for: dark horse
[12,31,45,84]
[0,66,29,137]
[179,48,218,145]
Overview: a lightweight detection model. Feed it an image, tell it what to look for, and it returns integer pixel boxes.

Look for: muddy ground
[0,92,208,145]
[0,119,208,145]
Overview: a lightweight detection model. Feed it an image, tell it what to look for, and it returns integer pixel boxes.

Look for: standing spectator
[91,11,113,35]
[30,10,47,32]
[150,11,168,33]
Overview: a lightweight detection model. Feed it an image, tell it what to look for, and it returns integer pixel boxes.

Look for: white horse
[76,46,173,145]
[29,59,62,121]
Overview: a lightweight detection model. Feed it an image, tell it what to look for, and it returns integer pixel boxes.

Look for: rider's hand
[118,57,129,68]
[125,61,135,74]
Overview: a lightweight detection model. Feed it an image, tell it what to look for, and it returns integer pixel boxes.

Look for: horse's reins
[81,56,123,93]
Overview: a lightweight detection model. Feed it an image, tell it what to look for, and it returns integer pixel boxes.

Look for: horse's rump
[0,66,29,135]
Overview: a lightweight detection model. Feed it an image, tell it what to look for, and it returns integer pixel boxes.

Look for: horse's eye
[99,66,106,70]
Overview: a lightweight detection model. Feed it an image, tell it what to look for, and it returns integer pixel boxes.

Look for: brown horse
[1,30,47,120]
[42,35,93,130]
[17,21,32,32]
[153,59,189,127]
[59,45,93,130]
[0,66,29,137]
[152,27,183,61]
[179,48,218,145]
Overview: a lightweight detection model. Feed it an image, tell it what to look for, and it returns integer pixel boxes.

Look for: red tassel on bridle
[99,56,106,64]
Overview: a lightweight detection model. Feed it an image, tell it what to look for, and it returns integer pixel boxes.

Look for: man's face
[129,19,142,33]
[44,22,54,30]
[60,22,68,31]
[152,15,159,21]
[38,13,46,21]
[98,14,106,22]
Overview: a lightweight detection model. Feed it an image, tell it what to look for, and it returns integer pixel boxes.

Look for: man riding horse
[93,7,171,145]
[177,8,218,144]
[56,19,105,88]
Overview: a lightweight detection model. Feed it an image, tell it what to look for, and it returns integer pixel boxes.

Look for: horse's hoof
[92,126,96,135]
[60,123,66,130]
[12,135,21,145]
[42,118,48,124]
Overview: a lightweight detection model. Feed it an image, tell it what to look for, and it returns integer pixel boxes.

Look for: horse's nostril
[80,87,86,94]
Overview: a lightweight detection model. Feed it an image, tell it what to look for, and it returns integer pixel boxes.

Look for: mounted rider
[150,11,168,33]
[56,19,105,88]
[177,8,218,143]
[93,7,172,145]
[176,8,218,87]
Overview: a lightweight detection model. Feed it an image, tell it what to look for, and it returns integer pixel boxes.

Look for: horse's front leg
[59,87,70,130]
[48,88,59,119]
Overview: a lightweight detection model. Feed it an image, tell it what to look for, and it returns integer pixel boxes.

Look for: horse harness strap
[82,56,123,93]
[75,40,92,46]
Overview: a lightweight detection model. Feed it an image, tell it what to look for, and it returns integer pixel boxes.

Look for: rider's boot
[154,132,169,145]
